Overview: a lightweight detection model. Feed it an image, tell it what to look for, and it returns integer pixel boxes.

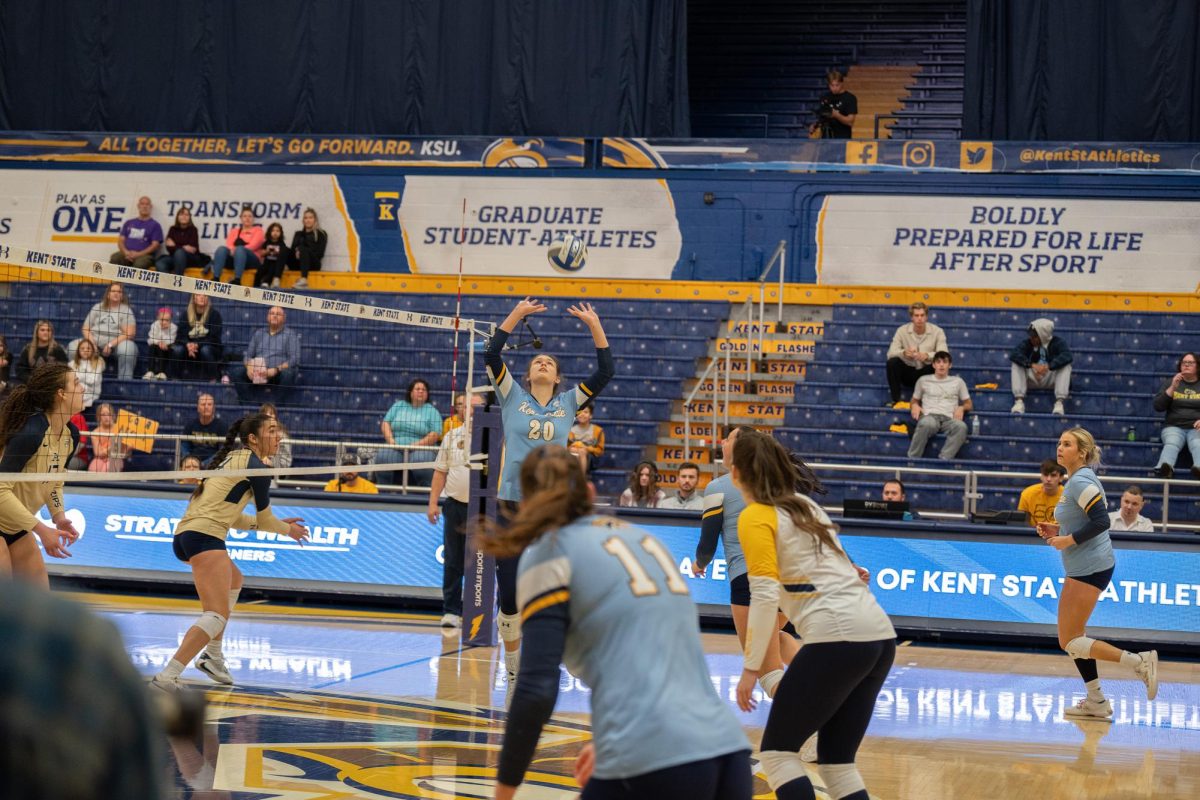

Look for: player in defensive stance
[732,430,894,800]
[489,445,750,800]
[485,298,613,689]
[151,413,307,690]
[1037,427,1157,718]
[0,364,84,584]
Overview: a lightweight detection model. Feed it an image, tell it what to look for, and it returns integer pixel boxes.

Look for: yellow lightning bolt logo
[469,614,484,639]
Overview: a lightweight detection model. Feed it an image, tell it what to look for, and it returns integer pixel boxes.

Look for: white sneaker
[799,733,819,763]
[142,371,156,380]
[156,372,168,381]
[1011,398,1025,414]
[149,673,183,693]
[1052,399,1066,416]
[1136,650,1159,700]
[440,613,462,628]
[196,653,235,685]
[271,278,281,288]
[295,277,308,288]
[1063,696,1113,720]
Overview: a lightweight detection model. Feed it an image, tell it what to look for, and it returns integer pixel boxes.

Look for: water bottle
[971,414,981,437]
[1127,427,1136,442]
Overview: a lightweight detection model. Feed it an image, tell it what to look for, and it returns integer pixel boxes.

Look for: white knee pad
[195,611,227,639]
[818,763,866,799]
[758,749,808,792]
[497,612,522,643]
[1065,636,1096,660]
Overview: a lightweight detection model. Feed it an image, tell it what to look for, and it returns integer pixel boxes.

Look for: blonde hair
[1063,427,1103,469]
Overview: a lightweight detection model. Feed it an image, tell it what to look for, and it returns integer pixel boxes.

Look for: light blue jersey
[702,473,748,579]
[491,375,584,502]
[517,515,749,780]
[1055,468,1115,577]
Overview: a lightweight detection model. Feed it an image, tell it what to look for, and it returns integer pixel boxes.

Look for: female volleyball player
[489,446,750,800]
[732,430,895,800]
[151,413,308,690]
[0,364,84,585]
[1036,427,1158,718]
[485,297,613,687]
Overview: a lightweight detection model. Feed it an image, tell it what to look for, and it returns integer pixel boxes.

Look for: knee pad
[759,668,784,698]
[758,750,808,792]
[497,612,522,643]
[817,763,866,799]
[195,611,227,639]
[1065,636,1096,660]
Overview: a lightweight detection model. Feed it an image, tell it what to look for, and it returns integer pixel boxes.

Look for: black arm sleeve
[1071,497,1111,545]
[250,474,273,512]
[485,328,511,379]
[495,605,569,788]
[68,422,81,456]
[0,417,48,473]
[578,347,614,400]
[696,509,722,569]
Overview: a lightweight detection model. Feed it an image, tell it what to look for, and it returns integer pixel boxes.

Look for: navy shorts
[581,749,751,800]
[729,572,751,607]
[1,530,29,547]
[1068,565,1114,591]
[173,530,227,562]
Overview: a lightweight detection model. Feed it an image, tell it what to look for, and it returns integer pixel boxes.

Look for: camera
[817,99,834,119]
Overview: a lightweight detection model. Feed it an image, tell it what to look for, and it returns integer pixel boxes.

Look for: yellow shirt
[1018,483,1063,524]
[323,477,379,494]
[443,415,463,436]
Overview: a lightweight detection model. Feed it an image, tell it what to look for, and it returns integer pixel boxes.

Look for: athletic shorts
[1,530,29,546]
[729,572,750,606]
[173,530,228,562]
[582,749,752,800]
[1068,565,1114,591]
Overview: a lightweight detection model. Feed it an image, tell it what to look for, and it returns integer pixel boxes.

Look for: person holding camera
[809,70,858,139]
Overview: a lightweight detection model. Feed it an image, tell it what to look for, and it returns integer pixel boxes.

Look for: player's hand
[53,514,81,544]
[1048,534,1074,551]
[856,565,871,583]
[34,523,72,559]
[1035,522,1059,541]
[736,669,758,712]
[514,297,547,318]
[566,302,601,328]
[574,742,595,788]
[426,506,440,525]
[690,561,707,578]
[284,518,309,544]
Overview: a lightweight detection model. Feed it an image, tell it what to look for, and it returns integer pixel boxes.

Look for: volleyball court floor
[80,592,1198,799]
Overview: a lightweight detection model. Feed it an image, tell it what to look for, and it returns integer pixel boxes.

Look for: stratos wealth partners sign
[816,195,1200,293]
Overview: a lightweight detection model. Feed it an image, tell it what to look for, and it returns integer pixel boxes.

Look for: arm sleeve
[248,475,291,534]
[1069,483,1110,544]
[1152,383,1172,413]
[243,227,266,251]
[1048,339,1073,369]
[495,607,568,787]
[286,331,301,368]
[313,230,328,260]
[911,376,926,403]
[0,422,48,532]
[696,490,724,569]
[1009,341,1031,367]
[934,326,948,354]
[245,331,261,361]
[209,310,223,346]
[588,425,605,457]
[886,327,905,360]
[485,328,514,399]
[738,504,782,672]
[575,346,614,406]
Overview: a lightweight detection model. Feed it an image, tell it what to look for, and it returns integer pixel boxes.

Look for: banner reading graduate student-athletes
[816,195,1200,293]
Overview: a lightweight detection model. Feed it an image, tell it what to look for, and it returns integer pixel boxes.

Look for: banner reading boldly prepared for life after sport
[816,195,1200,293]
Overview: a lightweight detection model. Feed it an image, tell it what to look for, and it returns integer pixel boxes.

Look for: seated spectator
[1109,485,1154,532]
[657,461,703,510]
[289,207,328,289]
[229,306,300,404]
[881,479,919,520]
[0,334,10,395]
[143,307,176,381]
[71,338,104,415]
[177,455,203,484]
[1018,459,1066,526]
[619,461,666,508]
[886,301,946,407]
[181,393,225,466]
[155,206,209,274]
[16,319,68,383]
[908,351,972,461]
[376,378,442,488]
[170,293,223,381]
[324,455,379,494]
[109,195,162,271]
[88,403,126,473]
[1152,352,1200,479]
[68,410,91,470]
[68,283,138,380]
[256,223,289,288]
[258,402,293,480]
[1010,318,1072,416]
[208,205,265,285]
[567,404,605,472]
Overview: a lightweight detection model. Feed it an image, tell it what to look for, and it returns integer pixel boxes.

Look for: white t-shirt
[1108,510,1153,532]
[913,374,970,418]
[434,423,470,503]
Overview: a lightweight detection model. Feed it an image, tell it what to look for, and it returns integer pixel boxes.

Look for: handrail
[684,357,720,477]
[754,240,788,361]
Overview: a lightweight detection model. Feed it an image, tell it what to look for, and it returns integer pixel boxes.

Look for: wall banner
[816,195,1200,292]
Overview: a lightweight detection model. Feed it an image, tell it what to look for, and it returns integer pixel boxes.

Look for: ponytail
[0,363,72,451]
[477,445,592,559]
[191,413,273,499]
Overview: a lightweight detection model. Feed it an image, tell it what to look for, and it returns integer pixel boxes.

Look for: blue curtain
[964,0,1200,141]
[0,0,689,136]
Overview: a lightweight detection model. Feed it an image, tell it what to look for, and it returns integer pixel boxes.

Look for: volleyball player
[485,297,613,688]
[1036,427,1157,718]
[732,430,895,800]
[0,364,84,585]
[151,413,308,690]
[489,445,750,800]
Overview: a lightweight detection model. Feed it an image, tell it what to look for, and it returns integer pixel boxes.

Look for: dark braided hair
[191,413,275,499]
[0,363,72,452]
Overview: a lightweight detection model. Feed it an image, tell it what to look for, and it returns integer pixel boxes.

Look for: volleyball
[547,234,588,274]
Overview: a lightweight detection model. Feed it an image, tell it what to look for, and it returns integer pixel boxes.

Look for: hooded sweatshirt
[1009,318,1072,370]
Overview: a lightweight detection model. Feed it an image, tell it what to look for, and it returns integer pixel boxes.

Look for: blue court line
[311,644,477,690]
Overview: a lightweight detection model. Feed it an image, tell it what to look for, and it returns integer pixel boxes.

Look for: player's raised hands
[513,297,548,318]
[567,302,601,328]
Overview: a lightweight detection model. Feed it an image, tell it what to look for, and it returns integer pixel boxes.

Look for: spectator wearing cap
[324,455,379,494]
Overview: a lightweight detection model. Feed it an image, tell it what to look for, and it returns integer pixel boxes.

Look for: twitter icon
[960,142,994,172]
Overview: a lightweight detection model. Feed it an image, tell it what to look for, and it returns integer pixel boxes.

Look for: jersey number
[603,536,689,597]
[527,420,555,441]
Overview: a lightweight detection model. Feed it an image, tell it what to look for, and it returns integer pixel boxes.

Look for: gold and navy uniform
[0,415,79,536]
[175,449,290,540]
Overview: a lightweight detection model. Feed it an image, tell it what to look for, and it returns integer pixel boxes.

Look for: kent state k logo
[374,191,402,230]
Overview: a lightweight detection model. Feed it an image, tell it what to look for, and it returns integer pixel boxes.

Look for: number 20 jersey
[490,366,584,502]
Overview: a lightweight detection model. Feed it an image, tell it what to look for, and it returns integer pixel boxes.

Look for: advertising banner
[816,195,1200,293]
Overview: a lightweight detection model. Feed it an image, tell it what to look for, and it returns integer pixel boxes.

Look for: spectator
[71,338,104,414]
[443,393,467,436]
[1018,459,1066,526]
[908,351,972,460]
[177,454,203,484]
[181,393,225,465]
[256,223,289,288]
[170,293,223,381]
[258,402,292,481]
[809,69,858,139]
[143,307,176,381]
[68,283,138,380]
[208,205,265,285]
[377,378,442,488]
[1152,352,1200,479]
[657,461,703,510]
[1109,485,1154,532]
[109,195,162,270]
[885,302,946,407]
[429,393,483,630]
[567,404,605,473]
[88,403,126,473]
[290,207,328,288]
[0,334,10,394]
[1010,318,1072,416]
[16,320,68,383]
[619,461,666,508]
[881,479,919,520]
[229,306,300,404]
[68,409,92,470]
[324,455,379,494]
[155,206,209,275]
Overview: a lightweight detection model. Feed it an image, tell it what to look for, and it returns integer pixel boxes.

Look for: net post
[462,394,501,648]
